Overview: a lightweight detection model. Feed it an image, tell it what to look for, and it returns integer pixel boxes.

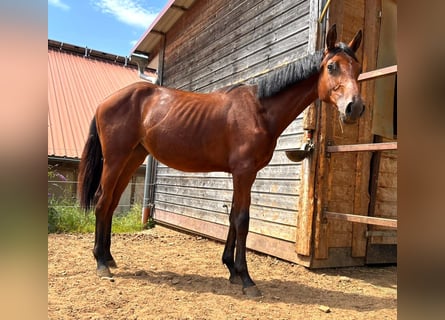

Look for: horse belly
[145,128,230,173]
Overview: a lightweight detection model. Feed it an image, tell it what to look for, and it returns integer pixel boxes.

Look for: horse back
[139,83,267,172]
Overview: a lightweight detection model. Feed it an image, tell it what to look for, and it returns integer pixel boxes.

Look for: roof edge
[130,0,198,62]
[130,0,177,55]
[48,39,156,72]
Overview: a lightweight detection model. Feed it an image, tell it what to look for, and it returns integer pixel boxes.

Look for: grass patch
[48,165,154,234]
[48,201,154,234]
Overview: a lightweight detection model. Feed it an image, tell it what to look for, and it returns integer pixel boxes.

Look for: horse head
[318,24,365,124]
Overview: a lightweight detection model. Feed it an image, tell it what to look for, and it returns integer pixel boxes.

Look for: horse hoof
[96,265,112,278]
[107,260,117,268]
[229,275,243,285]
[242,285,262,298]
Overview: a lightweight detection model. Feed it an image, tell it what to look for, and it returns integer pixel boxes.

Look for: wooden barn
[130,0,397,267]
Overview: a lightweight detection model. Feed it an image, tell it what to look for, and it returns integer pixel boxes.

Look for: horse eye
[327,63,335,72]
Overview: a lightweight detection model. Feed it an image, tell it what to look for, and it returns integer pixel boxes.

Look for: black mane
[254,50,324,99]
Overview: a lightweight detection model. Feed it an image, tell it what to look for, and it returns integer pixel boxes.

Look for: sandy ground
[48,225,397,319]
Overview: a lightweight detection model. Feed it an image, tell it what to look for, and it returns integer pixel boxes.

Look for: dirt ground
[48,225,397,319]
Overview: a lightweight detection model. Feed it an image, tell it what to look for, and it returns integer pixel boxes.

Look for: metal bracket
[326,140,333,158]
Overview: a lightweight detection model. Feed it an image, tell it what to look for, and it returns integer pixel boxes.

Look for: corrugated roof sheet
[48,40,150,159]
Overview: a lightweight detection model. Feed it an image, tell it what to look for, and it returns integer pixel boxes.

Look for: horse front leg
[229,172,262,297]
[234,207,262,297]
[222,203,242,285]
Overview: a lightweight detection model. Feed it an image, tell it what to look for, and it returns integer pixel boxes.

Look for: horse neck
[260,73,319,139]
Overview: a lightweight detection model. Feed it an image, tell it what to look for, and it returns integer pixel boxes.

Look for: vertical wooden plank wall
[312,0,372,267]
[153,0,314,262]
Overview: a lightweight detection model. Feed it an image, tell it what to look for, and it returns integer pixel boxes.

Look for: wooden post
[351,0,381,257]
[313,101,331,260]
[296,103,319,256]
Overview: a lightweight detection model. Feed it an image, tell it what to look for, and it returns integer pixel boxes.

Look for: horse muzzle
[341,97,365,124]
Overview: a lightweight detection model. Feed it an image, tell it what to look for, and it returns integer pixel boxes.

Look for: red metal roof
[48,40,148,159]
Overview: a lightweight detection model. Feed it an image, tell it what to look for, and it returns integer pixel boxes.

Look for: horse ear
[326,24,337,50]
[348,30,363,52]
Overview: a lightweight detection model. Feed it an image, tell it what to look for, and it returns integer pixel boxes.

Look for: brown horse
[78,24,364,297]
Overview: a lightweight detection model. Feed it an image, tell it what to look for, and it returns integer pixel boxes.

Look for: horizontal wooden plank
[358,65,397,81]
[154,201,297,241]
[156,175,232,189]
[156,168,231,178]
[280,118,304,136]
[269,150,304,165]
[155,198,298,227]
[324,211,397,228]
[327,142,397,153]
[155,187,300,212]
[276,133,304,150]
[155,183,300,207]
[156,163,302,180]
[155,175,301,195]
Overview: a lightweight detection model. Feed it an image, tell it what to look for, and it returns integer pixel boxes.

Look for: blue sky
[48,0,169,57]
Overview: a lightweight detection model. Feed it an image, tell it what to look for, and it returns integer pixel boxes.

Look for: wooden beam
[327,142,397,153]
[171,4,188,12]
[150,29,165,36]
[358,65,397,81]
[324,211,397,228]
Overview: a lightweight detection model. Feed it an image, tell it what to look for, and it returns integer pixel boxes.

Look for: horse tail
[78,117,103,211]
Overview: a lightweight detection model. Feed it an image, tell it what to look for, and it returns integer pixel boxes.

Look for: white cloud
[49,0,70,11]
[94,0,159,29]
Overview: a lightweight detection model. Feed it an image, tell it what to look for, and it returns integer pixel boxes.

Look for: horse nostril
[345,103,352,116]
[360,104,365,116]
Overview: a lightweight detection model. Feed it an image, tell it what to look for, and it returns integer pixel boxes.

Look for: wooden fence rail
[324,210,397,228]
[326,141,397,153]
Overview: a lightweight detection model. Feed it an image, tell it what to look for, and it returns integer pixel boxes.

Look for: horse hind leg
[91,186,116,269]
[94,144,148,278]
[104,144,148,269]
